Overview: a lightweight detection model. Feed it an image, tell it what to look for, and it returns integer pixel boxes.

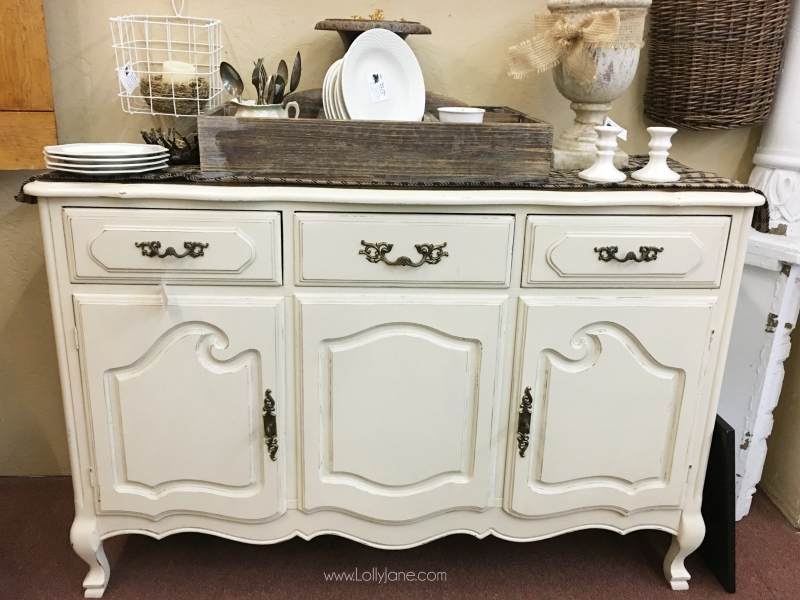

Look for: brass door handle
[263,390,278,461]
[594,246,664,263]
[359,241,448,267]
[135,241,209,258]
[517,387,533,458]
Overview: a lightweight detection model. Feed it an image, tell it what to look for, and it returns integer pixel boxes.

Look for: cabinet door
[297,295,507,522]
[74,293,285,521]
[507,296,716,517]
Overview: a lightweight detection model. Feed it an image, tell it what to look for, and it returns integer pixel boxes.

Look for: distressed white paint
[27,181,759,596]
[726,1,800,520]
[523,216,731,287]
[63,208,282,284]
[507,296,716,518]
[73,294,286,521]
[718,230,800,519]
[295,213,515,287]
[297,295,506,521]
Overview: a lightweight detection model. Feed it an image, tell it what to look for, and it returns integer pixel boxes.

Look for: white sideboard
[25,181,761,597]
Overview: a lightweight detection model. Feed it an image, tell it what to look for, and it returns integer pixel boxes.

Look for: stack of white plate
[323,28,426,122]
[44,144,170,175]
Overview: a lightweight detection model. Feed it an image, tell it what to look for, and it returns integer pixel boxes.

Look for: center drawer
[295,213,515,287]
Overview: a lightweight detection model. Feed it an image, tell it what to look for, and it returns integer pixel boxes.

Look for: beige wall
[0,0,762,475]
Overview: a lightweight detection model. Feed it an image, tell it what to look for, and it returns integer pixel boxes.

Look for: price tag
[118,61,140,96]
[368,72,389,104]
[604,117,628,141]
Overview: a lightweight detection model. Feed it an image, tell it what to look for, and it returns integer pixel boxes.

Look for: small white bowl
[437,107,486,123]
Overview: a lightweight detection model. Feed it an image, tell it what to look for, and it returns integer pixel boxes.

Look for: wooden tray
[198,105,552,184]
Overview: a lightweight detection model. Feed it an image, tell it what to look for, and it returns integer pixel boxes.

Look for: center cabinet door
[296,295,508,522]
[506,296,717,518]
[74,293,285,521]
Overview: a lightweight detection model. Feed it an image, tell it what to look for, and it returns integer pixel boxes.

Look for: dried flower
[369,9,384,20]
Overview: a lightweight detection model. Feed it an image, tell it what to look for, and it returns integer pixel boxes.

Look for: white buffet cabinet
[25,180,761,597]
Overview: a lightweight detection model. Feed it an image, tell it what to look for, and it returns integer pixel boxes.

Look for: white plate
[322,62,336,119]
[44,152,169,165]
[324,60,344,120]
[46,157,169,170]
[46,162,169,175]
[45,143,169,160]
[341,28,425,121]
[332,60,349,120]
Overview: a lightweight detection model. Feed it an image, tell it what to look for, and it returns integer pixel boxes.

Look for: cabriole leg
[70,516,110,598]
[663,511,705,590]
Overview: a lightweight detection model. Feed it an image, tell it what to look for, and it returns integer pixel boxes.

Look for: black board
[699,415,736,593]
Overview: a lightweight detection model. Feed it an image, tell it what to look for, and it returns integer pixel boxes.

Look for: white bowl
[438,107,486,123]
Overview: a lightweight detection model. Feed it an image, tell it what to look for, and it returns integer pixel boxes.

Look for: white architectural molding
[725,0,800,519]
[720,231,800,520]
[750,0,800,232]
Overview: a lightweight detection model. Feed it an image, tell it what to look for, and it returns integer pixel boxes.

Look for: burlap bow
[508,9,645,85]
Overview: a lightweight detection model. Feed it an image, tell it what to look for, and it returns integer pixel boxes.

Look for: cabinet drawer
[63,208,282,285]
[295,213,515,287]
[523,216,731,288]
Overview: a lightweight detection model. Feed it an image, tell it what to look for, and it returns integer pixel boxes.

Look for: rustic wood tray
[198,104,552,184]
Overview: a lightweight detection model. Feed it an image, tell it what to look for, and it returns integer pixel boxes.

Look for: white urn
[549,0,651,170]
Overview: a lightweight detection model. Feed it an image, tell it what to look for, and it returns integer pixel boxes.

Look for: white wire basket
[110,1,223,117]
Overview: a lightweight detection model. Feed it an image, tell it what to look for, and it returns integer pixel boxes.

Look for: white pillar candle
[161,60,197,85]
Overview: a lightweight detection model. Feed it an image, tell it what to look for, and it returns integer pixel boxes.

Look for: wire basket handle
[172,0,185,16]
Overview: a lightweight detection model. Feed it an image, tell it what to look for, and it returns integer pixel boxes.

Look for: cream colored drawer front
[295,213,515,287]
[523,216,731,288]
[64,208,282,284]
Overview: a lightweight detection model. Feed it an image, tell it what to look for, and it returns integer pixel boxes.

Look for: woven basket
[644,0,791,130]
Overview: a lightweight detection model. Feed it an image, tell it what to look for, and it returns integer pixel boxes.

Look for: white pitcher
[233,99,300,119]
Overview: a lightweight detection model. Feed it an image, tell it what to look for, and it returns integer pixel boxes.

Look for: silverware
[220,62,244,102]
[265,75,276,104]
[290,51,301,94]
[252,58,263,103]
[274,75,286,105]
[259,62,267,104]
[277,60,289,89]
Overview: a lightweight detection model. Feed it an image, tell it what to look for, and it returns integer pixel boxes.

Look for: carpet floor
[2,477,800,599]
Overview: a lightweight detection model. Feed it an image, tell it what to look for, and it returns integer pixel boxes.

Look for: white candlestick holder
[579,126,627,183]
[632,127,680,182]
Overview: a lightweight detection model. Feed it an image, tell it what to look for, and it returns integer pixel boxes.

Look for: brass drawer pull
[359,241,448,267]
[135,241,209,259]
[594,245,664,263]
[517,387,533,458]
[263,390,278,462]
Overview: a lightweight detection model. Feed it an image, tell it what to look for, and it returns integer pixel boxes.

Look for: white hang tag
[368,72,389,103]
[604,117,628,141]
[119,61,140,96]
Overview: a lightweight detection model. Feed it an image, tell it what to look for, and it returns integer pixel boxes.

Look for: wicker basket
[644,0,792,130]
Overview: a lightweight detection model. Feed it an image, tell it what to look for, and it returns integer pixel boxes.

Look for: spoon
[290,51,301,94]
[277,60,289,90]
[265,75,276,105]
[220,62,244,102]
[274,75,286,105]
